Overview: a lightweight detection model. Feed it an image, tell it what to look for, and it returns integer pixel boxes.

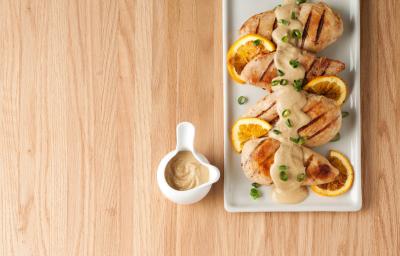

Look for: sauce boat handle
[176,122,195,151]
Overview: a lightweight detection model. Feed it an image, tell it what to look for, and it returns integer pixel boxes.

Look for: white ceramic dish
[223,0,361,212]
[157,122,220,204]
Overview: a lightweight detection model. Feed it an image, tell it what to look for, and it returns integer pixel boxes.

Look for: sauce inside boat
[266,0,310,203]
[157,122,220,204]
[165,151,209,191]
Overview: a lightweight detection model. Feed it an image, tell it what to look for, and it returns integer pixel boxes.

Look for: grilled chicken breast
[241,137,339,185]
[243,92,341,147]
[240,51,345,91]
[240,2,343,53]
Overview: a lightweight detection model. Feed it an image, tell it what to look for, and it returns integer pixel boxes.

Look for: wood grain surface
[0,0,399,255]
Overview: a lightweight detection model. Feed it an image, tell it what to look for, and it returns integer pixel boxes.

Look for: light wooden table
[0,0,399,255]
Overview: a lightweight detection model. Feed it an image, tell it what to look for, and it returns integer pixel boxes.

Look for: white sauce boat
[157,122,220,204]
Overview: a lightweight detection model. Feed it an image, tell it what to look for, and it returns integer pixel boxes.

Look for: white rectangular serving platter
[223,0,361,212]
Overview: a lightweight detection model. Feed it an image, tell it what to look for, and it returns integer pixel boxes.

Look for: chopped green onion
[293,79,304,91]
[292,29,302,39]
[342,111,350,118]
[298,136,306,145]
[290,136,306,145]
[280,79,289,85]
[282,109,291,117]
[250,187,262,200]
[272,129,281,135]
[289,59,300,68]
[272,79,281,86]
[280,171,288,181]
[278,69,285,76]
[291,11,297,19]
[330,133,341,142]
[279,19,290,25]
[237,96,248,105]
[296,0,307,4]
[253,39,261,46]
[252,182,261,188]
[286,119,293,128]
[279,165,288,172]
[297,173,306,182]
[282,35,289,43]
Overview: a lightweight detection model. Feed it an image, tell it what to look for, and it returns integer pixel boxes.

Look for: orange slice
[311,150,354,196]
[227,34,276,84]
[231,118,272,153]
[303,76,348,105]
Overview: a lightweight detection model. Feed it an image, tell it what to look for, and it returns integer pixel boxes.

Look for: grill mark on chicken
[301,11,312,49]
[306,59,318,76]
[303,101,323,114]
[255,18,261,34]
[250,139,279,177]
[273,18,277,30]
[305,57,331,80]
[315,10,326,43]
[242,139,266,169]
[297,111,327,134]
[255,102,276,118]
[306,115,340,140]
[270,115,279,125]
[259,60,275,82]
[304,155,314,167]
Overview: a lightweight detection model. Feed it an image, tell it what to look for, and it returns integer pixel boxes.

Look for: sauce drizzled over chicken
[262,0,311,204]
[242,0,342,204]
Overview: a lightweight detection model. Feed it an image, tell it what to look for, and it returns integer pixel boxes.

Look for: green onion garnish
[272,129,281,135]
[282,109,291,117]
[280,79,288,85]
[250,187,262,200]
[279,19,290,25]
[290,59,300,68]
[237,96,248,105]
[296,0,307,4]
[282,35,289,43]
[278,69,285,76]
[292,29,302,39]
[342,111,350,118]
[280,171,288,181]
[290,136,306,145]
[279,165,288,172]
[330,133,341,142]
[272,79,281,86]
[252,182,261,188]
[253,39,261,46]
[293,79,304,91]
[286,119,293,128]
[297,173,306,182]
[291,11,297,19]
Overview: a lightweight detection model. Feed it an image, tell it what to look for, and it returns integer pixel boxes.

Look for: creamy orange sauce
[268,0,310,203]
[165,151,209,191]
